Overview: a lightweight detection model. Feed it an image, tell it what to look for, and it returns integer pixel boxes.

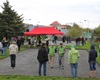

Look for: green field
[0,75,100,80]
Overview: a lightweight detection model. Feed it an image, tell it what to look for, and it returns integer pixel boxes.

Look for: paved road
[0,49,100,78]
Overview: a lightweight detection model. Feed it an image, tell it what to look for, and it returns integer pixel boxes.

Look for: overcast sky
[0,0,100,29]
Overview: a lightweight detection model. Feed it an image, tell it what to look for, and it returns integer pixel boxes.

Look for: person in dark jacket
[37,43,48,76]
[75,37,78,46]
[62,35,66,43]
[16,36,22,51]
[81,37,85,46]
[88,45,97,78]
[2,37,8,56]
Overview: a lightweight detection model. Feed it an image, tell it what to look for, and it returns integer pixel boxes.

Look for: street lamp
[36,21,40,27]
[84,20,89,39]
[79,22,83,36]
[84,20,89,28]
[91,29,94,44]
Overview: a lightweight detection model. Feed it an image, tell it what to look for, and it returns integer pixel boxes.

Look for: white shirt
[9,44,18,54]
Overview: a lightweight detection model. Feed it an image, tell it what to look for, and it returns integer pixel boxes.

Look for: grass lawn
[0,75,100,80]
[0,45,29,59]
[96,57,100,65]
[66,43,90,50]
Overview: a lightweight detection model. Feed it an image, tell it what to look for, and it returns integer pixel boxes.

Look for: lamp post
[24,19,31,41]
[36,21,40,27]
[84,20,89,39]
[91,29,94,44]
[79,22,83,36]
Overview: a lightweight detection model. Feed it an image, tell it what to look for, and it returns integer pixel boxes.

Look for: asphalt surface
[0,41,100,78]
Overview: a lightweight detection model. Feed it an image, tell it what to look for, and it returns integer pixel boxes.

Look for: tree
[68,23,82,38]
[67,25,71,29]
[83,28,91,33]
[94,25,100,37]
[0,0,24,39]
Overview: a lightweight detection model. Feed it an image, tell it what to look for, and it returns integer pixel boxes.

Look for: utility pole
[84,20,89,39]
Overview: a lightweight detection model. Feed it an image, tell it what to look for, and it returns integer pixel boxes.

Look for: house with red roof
[50,21,62,30]
[50,21,69,30]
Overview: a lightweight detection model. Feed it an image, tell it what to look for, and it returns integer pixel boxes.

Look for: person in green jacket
[58,43,66,69]
[48,43,56,69]
[68,45,80,78]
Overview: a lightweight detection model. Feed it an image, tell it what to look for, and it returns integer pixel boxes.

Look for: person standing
[37,43,48,76]
[81,37,85,46]
[9,41,18,69]
[68,45,80,78]
[54,35,58,44]
[75,37,78,46]
[16,36,22,51]
[38,35,42,46]
[27,36,31,47]
[0,42,5,55]
[21,36,25,45]
[48,43,56,69]
[66,36,69,44]
[77,37,81,46]
[45,36,49,46]
[88,45,97,78]
[58,43,66,69]
[2,37,8,56]
[68,35,72,43]
[62,35,66,43]
[51,35,55,43]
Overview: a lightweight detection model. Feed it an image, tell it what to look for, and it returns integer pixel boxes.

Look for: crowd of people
[0,36,24,55]
[37,42,80,77]
[37,42,66,76]
[0,35,99,78]
[75,37,87,46]
[37,42,98,78]
[26,35,72,47]
[0,36,25,69]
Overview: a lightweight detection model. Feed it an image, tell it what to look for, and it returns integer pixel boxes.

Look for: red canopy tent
[24,27,63,36]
